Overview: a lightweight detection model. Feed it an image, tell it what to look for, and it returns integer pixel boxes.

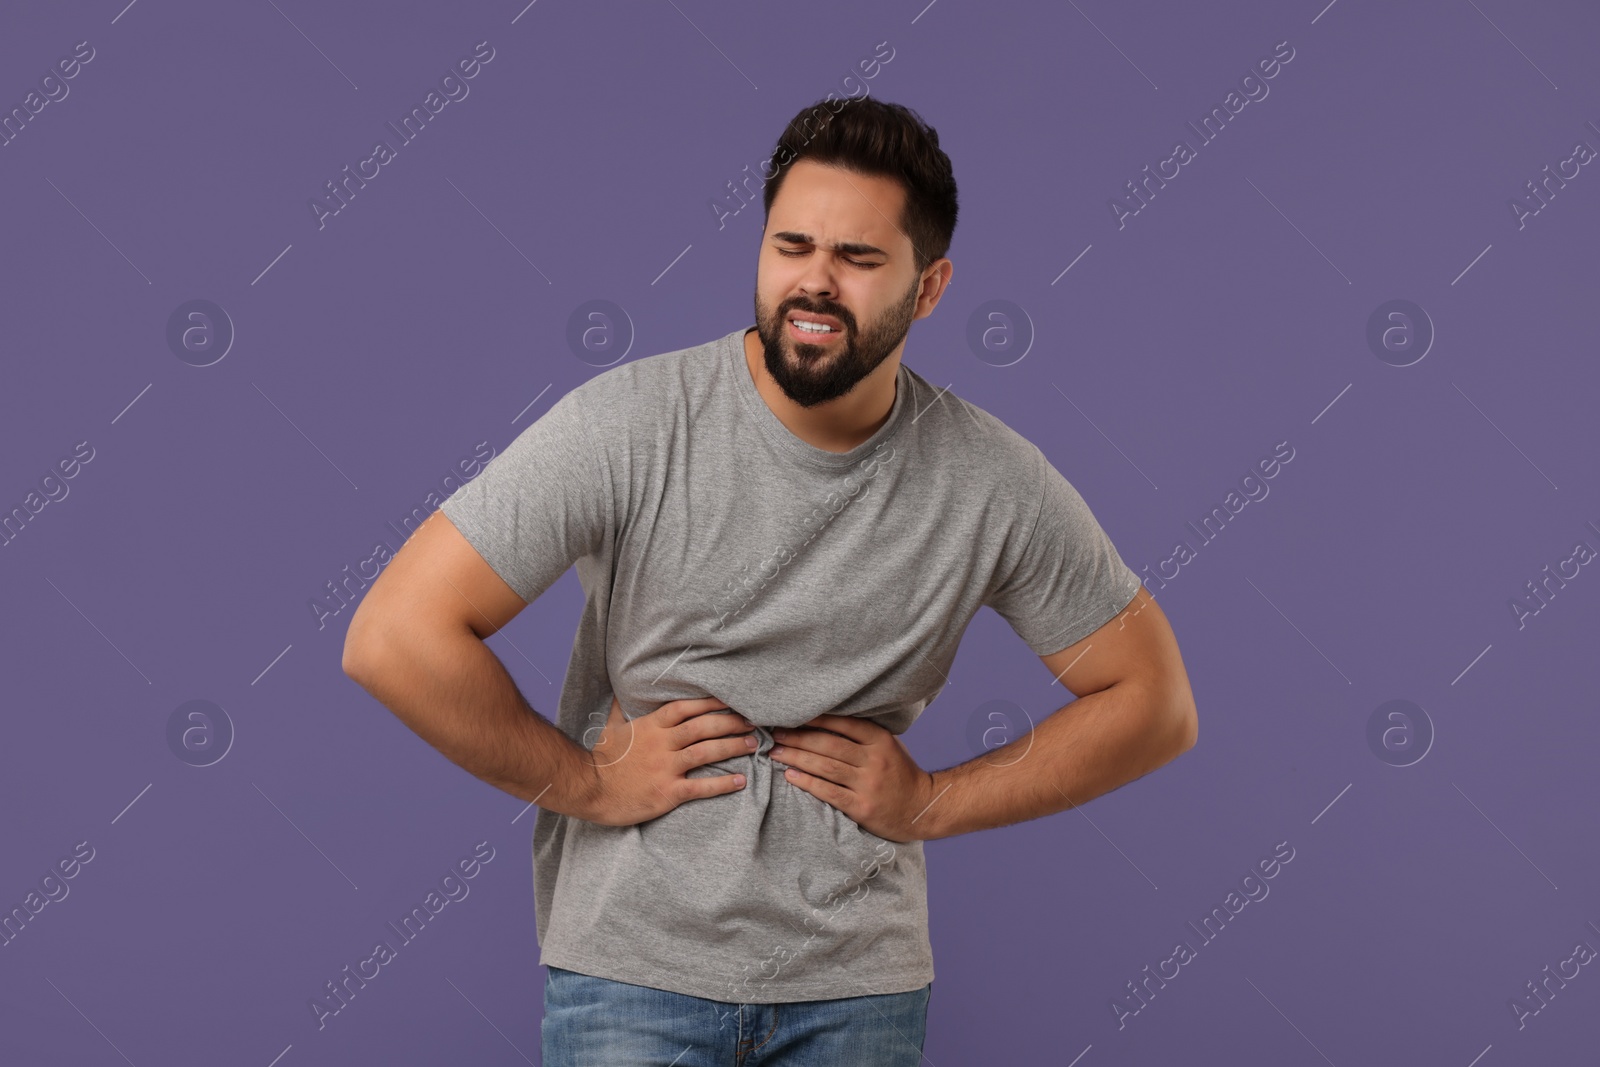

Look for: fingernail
[745,736,758,750]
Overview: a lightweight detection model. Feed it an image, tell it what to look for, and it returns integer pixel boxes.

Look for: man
[342,97,1197,1064]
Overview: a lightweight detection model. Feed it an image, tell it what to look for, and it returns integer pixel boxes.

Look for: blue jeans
[541,966,932,1066]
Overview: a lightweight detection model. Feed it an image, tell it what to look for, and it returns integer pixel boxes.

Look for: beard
[753,277,920,408]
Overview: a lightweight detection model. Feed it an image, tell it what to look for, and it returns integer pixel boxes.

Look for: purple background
[3,0,1598,1062]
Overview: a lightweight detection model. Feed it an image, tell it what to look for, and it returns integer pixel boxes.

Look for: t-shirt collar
[726,324,908,470]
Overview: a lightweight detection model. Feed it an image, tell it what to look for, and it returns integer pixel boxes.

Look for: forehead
[767,160,906,249]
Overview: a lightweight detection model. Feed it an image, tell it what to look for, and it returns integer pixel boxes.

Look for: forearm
[343,623,599,817]
[920,681,1193,841]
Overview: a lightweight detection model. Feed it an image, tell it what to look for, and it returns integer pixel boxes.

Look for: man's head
[752,98,958,408]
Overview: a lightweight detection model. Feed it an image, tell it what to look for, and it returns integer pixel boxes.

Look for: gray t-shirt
[439,324,1141,1003]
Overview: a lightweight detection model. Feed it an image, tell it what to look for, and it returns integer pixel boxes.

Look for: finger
[779,765,847,806]
[798,714,876,742]
[691,771,746,799]
[682,711,756,745]
[709,709,757,733]
[657,697,731,727]
[772,730,862,765]
[687,735,760,765]
[771,746,854,783]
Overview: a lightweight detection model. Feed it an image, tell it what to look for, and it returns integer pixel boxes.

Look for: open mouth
[788,316,842,343]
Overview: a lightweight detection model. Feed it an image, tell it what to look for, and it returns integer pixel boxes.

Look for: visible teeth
[792,319,836,333]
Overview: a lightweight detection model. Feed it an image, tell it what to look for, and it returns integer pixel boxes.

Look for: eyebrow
[770,231,889,258]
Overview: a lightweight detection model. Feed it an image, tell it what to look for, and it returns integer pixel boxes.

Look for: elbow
[341,616,387,684]
[341,642,368,683]
[1170,691,1198,754]
[341,640,371,686]
[1130,679,1197,766]
[1144,674,1196,757]
[1176,711,1198,754]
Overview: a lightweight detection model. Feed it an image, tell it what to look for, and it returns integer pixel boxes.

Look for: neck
[742,327,900,454]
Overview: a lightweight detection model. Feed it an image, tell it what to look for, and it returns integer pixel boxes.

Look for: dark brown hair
[761,97,959,276]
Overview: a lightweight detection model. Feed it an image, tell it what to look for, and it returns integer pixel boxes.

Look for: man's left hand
[769,715,938,843]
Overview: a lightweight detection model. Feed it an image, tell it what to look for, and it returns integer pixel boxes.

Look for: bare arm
[921,586,1196,840]
[341,510,601,817]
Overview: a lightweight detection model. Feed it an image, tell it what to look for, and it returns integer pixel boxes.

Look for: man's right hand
[578,695,756,827]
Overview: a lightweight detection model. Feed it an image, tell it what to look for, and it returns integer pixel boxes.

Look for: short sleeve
[984,447,1143,656]
[438,388,608,604]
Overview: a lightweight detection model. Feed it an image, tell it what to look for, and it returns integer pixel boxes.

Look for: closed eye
[775,248,880,269]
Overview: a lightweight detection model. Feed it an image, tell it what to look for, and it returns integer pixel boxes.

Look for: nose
[795,260,838,300]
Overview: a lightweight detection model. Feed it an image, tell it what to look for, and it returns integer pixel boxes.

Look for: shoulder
[563,329,727,427]
[543,330,735,487]
[899,363,1045,499]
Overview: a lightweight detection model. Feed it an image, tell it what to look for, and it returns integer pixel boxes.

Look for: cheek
[856,287,893,320]
[757,266,794,302]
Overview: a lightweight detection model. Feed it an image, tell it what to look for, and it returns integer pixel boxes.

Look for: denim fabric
[540,965,933,1066]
